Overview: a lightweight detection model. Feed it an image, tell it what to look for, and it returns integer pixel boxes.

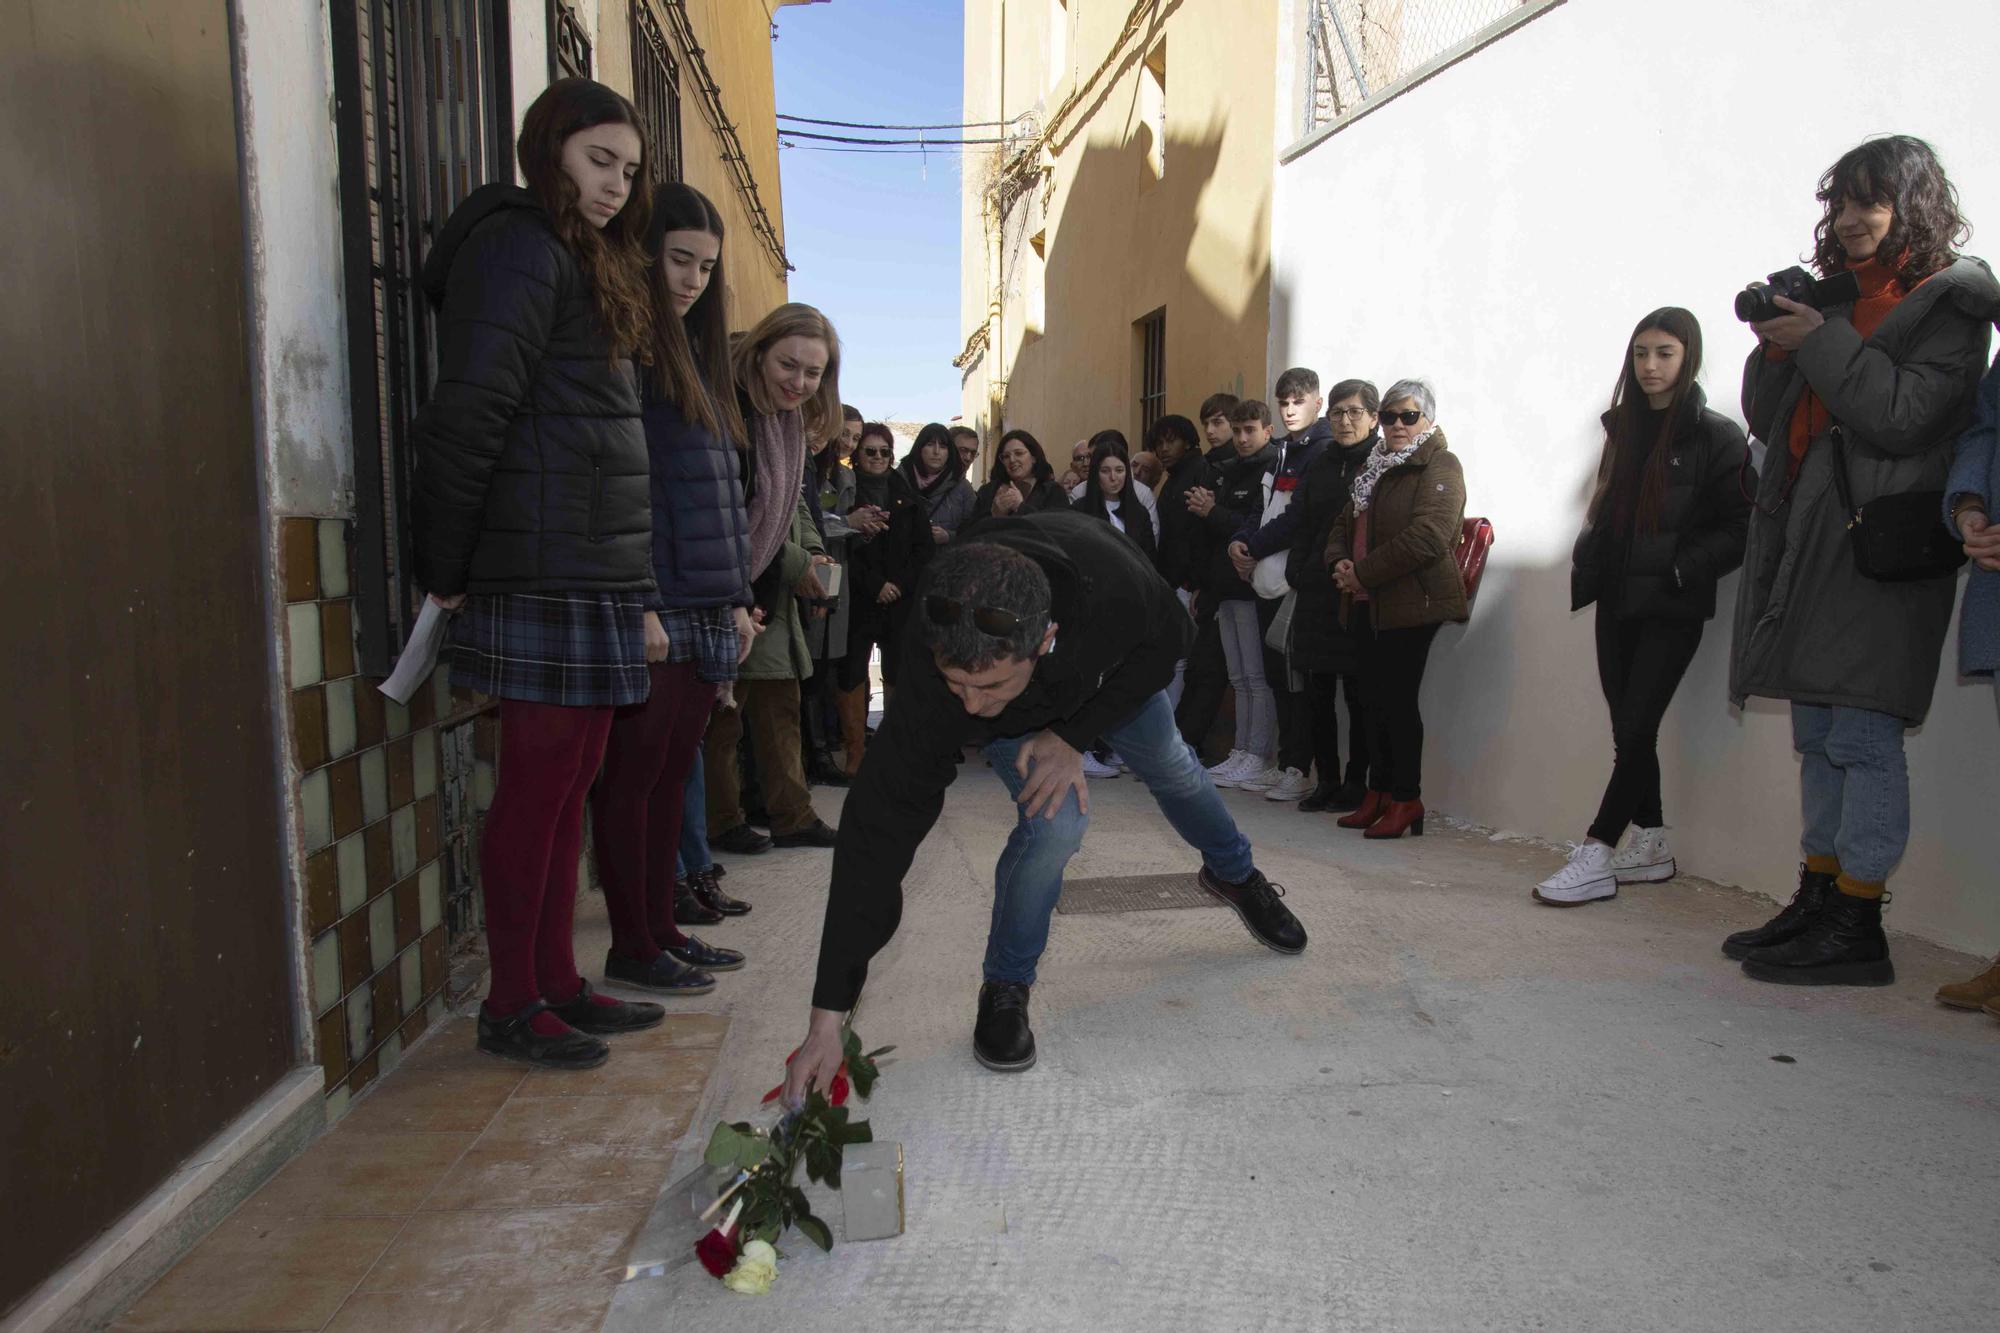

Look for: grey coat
[1730,256,2000,724]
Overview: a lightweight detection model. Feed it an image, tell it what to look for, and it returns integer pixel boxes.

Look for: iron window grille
[630,0,684,184]
[551,0,593,80]
[1137,308,1167,440]
[331,0,512,676]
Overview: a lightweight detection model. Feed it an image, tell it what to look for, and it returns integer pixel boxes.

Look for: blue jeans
[1791,703,1908,883]
[978,690,1256,986]
[675,749,714,878]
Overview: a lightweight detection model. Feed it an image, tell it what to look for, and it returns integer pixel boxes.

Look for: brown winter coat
[1323,431,1468,631]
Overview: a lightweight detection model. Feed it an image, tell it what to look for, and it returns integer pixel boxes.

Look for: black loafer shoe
[550,978,665,1034]
[477,1002,610,1069]
[691,867,751,916]
[1199,866,1308,954]
[603,950,716,996]
[771,819,839,849]
[713,824,774,856]
[673,883,725,927]
[1327,782,1370,812]
[973,981,1037,1072]
[666,935,745,973]
[1297,783,1342,813]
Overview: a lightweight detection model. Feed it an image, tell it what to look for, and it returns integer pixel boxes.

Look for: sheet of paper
[377,598,449,705]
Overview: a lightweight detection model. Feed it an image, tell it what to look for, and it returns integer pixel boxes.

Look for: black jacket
[1286,432,1377,672]
[847,471,931,604]
[1074,488,1158,567]
[811,511,1192,1010]
[1199,444,1277,601]
[1154,449,1217,591]
[640,386,752,611]
[973,476,1072,518]
[411,184,651,597]
[1241,418,1332,558]
[1571,386,1751,620]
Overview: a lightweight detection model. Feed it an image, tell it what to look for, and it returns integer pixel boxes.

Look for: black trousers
[1255,595,1313,773]
[1352,605,1441,801]
[1176,603,1229,757]
[1588,609,1704,845]
[1304,670,1369,789]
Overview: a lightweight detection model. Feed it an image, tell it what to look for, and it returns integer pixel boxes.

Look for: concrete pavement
[599,769,2000,1333]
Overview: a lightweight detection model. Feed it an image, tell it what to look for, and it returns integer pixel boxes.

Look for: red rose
[762,1046,849,1107]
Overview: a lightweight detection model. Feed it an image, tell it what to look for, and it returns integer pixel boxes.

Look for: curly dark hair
[1811,135,1970,286]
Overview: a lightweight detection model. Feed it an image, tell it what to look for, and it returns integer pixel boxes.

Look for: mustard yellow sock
[1804,854,1841,877]
[1835,873,1885,901]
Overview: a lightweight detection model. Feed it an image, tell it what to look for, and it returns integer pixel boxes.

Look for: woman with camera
[1324,379,1467,841]
[1727,135,2000,986]
[1533,309,1750,906]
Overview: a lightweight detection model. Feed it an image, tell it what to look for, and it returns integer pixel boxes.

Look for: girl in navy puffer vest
[591,183,760,997]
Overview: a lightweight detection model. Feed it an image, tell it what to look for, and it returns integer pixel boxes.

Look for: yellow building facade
[958,0,1278,460]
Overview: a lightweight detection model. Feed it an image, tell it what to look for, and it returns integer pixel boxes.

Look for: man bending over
[784,510,1306,1096]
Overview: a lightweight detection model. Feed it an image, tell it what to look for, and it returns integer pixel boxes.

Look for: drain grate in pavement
[1056,873,1220,915]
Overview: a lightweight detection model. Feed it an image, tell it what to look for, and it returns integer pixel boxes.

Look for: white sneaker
[1206,750,1250,787]
[1237,763,1284,793]
[1264,767,1314,802]
[1533,841,1618,906]
[1610,827,1676,883]
[1080,753,1120,780]
[1112,753,1131,772]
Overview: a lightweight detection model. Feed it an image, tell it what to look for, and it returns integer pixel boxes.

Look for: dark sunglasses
[1378,409,1424,427]
[925,595,1035,639]
[858,447,893,458]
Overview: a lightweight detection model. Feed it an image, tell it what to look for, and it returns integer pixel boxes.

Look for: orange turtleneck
[1772,255,1910,476]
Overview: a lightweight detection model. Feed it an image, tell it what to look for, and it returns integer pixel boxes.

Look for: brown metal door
[0,1,294,1311]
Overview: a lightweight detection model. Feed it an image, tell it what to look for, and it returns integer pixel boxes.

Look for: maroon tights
[592,660,718,961]
[481,700,614,1018]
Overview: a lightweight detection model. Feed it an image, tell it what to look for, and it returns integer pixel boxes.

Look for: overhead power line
[777,127,1008,147]
[778,113,1015,131]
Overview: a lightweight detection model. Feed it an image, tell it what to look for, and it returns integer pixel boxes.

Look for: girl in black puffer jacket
[409,79,663,1070]
[1535,307,1750,908]
[590,183,759,1001]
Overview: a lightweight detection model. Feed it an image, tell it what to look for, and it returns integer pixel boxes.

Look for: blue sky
[771,0,966,425]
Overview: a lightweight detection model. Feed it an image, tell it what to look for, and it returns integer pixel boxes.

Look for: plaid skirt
[657,605,742,684]
[448,591,651,707]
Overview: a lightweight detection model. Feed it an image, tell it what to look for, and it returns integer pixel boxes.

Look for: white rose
[722,1242,779,1295]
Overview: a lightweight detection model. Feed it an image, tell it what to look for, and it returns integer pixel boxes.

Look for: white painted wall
[1269,0,2000,954]
[234,0,353,515]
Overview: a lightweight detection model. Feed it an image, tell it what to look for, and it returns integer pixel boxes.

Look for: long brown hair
[1811,135,1970,287]
[730,303,842,447]
[517,78,653,358]
[642,182,745,444]
[1589,307,1703,535]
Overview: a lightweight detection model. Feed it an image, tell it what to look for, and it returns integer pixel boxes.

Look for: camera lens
[1733,285,1769,323]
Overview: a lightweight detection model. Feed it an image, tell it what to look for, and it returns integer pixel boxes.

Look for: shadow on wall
[1006,120,1285,439]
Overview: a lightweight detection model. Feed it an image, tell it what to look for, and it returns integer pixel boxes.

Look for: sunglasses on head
[1378,409,1424,427]
[925,595,1036,639]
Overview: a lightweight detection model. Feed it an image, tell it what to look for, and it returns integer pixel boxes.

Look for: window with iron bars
[1136,308,1167,441]
[330,0,512,677]
[1298,0,1563,144]
[630,1,684,184]
[551,0,593,80]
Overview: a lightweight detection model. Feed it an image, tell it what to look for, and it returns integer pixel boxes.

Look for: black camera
[1734,265,1861,323]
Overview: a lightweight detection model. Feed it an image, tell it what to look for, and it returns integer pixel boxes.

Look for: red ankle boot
[1364,799,1425,839]
[1337,791,1390,830]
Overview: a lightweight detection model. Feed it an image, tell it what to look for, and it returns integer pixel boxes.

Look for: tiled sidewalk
[112,1012,727,1332]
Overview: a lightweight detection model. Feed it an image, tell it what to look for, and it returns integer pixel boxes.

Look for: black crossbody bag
[1829,424,1966,582]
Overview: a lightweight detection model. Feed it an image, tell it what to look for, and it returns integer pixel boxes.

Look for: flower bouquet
[689,1026,892,1293]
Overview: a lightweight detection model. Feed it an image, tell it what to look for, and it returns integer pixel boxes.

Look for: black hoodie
[811,510,1192,1010]
[410,184,652,597]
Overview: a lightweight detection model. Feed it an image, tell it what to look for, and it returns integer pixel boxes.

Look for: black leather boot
[1741,890,1895,986]
[1296,782,1343,813]
[673,878,724,927]
[1721,865,1836,960]
[973,981,1036,1072]
[691,865,751,917]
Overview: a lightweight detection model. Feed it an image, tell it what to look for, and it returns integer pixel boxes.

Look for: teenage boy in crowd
[1200,392,1240,454]
[780,510,1308,1091]
[1148,414,1215,714]
[1226,369,1332,802]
